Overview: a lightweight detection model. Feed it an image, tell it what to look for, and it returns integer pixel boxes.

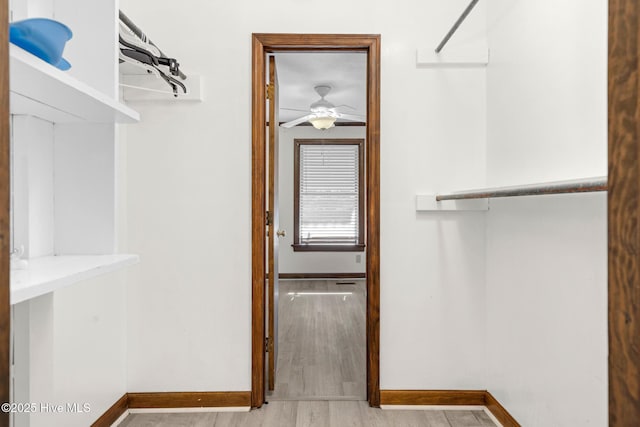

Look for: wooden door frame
[251,33,381,408]
[608,0,640,424]
[0,0,10,425]
[266,55,279,392]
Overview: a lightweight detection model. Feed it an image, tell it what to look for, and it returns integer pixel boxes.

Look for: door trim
[608,0,640,423]
[251,33,381,408]
[266,55,279,391]
[0,0,10,424]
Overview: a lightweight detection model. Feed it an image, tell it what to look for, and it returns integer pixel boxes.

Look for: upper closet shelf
[10,44,140,124]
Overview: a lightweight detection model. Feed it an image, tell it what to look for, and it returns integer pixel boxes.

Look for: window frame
[293,138,365,252]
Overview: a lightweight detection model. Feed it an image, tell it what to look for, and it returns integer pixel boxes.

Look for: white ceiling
[273,52,367,123]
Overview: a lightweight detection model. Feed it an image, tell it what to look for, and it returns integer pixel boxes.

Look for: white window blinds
[299,143,360,245]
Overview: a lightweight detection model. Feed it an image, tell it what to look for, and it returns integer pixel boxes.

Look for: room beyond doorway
[268,279,366,401]
[250,33,381,409]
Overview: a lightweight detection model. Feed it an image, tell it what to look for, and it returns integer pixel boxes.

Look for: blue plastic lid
[9,18,72,70]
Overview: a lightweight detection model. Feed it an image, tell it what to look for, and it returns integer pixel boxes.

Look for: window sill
[292,244,365,252]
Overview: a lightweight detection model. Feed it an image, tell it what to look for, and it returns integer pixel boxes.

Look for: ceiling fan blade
[280,114,314,128]
[335,113,366,122]
[333,104,356,111]
[281,107,311,113]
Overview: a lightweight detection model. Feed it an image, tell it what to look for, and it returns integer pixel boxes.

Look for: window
[293,139,365,252]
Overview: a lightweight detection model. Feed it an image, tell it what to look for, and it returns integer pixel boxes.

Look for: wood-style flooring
[119,401,498,426]
[268,280,366,400]
[119,279,499,426]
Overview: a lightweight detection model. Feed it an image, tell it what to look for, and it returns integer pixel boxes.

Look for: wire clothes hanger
[119,48,187,95]
[118,11,187,96]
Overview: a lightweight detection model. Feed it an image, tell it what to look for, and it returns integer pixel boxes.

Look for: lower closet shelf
[10,254,139,305]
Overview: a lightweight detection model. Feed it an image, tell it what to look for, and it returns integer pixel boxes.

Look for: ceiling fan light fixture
[309,116,336,130]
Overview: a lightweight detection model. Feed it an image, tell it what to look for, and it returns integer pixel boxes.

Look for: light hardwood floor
[268,280,367,400]
[118,401,498,426]
[118,280,499,426]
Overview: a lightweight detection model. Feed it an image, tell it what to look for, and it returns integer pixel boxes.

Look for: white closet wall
[485,0,607,425]
[121,0,489,393]
[12,116,54,259]
[86,1,607,425]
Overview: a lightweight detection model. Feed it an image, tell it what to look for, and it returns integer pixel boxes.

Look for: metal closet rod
[119,10,187,80]
[435,176,608,201]
[435,0,481,53]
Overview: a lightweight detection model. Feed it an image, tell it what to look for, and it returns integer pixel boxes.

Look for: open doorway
[268,51,368,401]
[251,34,380,408]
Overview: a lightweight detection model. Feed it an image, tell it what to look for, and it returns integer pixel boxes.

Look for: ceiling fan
[280,85,365,130]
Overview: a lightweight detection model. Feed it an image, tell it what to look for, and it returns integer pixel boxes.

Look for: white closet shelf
[9,44,140,124]
[10,254,139,305]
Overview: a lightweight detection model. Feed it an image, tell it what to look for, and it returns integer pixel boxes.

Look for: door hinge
[266,83,274,100]
[266,210,272,226]
[265,336,270,352]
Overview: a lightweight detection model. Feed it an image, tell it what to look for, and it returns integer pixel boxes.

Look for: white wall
[278,126,366,274]
[12,275,128,427]
[485,0,608,425]
[11,116,54,259]
[121,0,488,393]
[50,275,128,427]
